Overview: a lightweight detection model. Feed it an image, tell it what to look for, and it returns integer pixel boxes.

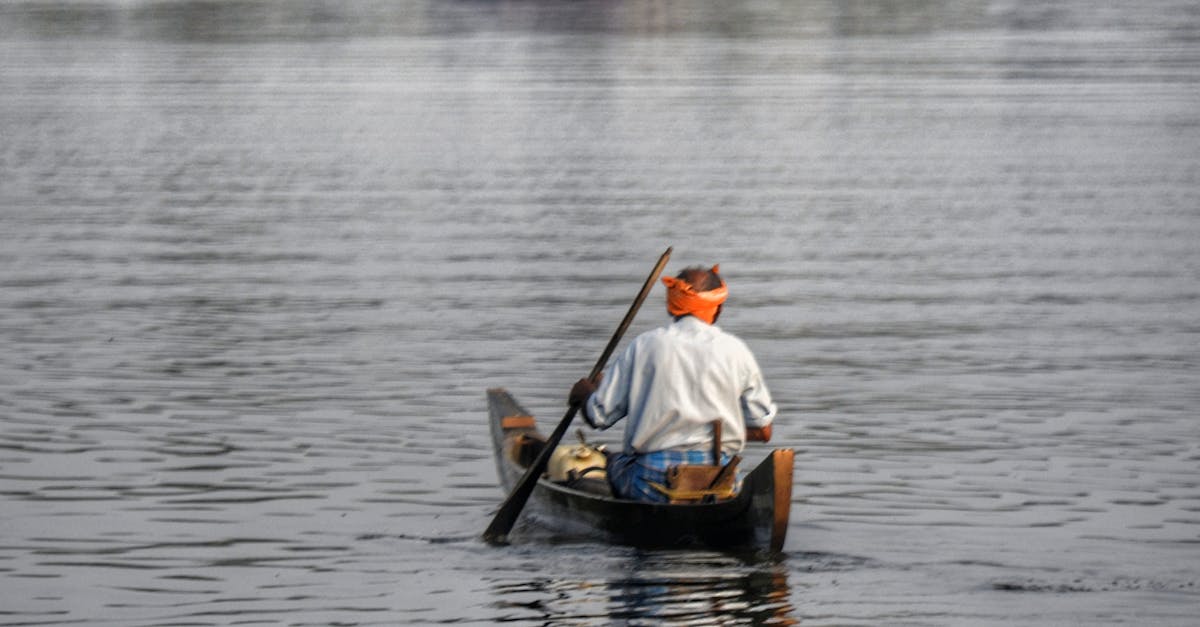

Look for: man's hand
[746,424,772,442]
[568,377,597,407]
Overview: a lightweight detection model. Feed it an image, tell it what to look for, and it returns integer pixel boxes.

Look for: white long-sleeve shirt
[583,316,777,456]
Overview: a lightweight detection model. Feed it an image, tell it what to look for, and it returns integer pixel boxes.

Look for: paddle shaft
[483,247,673,544]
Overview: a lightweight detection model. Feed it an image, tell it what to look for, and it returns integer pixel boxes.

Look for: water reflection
[491,551,796,625]
[606,554,797,626]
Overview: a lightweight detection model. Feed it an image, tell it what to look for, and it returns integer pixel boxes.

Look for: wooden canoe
[488,388,794,552]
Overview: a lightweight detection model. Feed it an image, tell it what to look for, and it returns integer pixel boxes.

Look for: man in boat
[568,265,777,502]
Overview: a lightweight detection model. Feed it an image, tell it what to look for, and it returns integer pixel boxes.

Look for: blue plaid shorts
[608,450,734,503]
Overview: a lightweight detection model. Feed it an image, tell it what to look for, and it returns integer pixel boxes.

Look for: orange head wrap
[662,265,728,324]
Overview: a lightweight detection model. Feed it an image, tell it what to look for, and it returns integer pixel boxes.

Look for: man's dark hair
[677,266,723,292]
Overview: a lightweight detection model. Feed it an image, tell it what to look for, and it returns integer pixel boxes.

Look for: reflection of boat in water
[488,388,795,552]
[606,555,798,626]
[491,551,798,625]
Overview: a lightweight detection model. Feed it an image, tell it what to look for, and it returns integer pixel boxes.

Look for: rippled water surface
[2,1,1199,624]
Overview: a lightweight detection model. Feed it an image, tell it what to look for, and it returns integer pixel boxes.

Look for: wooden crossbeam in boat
[500,414,536,430]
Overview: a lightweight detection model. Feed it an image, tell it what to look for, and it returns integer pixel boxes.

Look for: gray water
[2,1,1199,624]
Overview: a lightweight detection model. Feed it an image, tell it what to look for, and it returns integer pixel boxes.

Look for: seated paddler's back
[568,263,778,503]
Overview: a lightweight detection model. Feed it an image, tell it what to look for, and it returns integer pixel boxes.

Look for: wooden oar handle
[586,247,673,381]
[483,246,673,544]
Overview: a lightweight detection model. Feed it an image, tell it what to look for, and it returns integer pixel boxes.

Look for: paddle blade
[482,405,579,544]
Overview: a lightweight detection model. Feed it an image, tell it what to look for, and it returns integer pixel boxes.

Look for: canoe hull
[488,388,794,552]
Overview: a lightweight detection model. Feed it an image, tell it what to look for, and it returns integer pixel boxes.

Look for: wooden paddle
[483,246,673,544]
